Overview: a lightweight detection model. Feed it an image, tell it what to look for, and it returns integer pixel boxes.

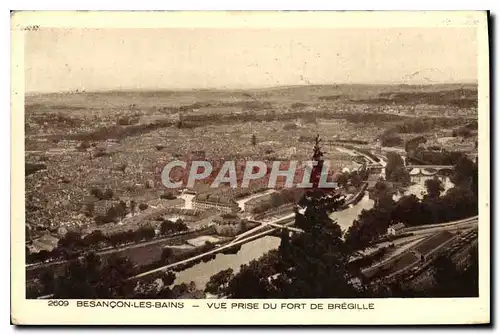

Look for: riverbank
[173,236,281,289]
[342,182,369,209]
[170,192,376,291]
[26,226,218,280]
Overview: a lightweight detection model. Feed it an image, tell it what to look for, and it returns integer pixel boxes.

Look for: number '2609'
[47,300,69,307]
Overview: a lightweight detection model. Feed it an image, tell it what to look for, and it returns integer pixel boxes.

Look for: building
[148,198,185,209]
[32,234,60,252]
[93,200,118,217]
[192,199,239,214]
[387,223,405,236]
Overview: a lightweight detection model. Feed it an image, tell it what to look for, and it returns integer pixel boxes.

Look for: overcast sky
[25,27,477,93]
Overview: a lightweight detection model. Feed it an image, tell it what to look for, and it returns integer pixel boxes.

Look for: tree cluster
[380,130,404,147]
[345,156,478,251]
[26,225,158,265]
[250,189,304,214]
[160,219,189,236]
[94,200,129,225]
[385,152,411,185]
[90,187,114,201]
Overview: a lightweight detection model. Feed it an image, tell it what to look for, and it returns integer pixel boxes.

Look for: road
[355,234,427,260]
[363,217,478,281]
[232,213,295,243]
[131,211,478,281]
[266,222,303,233]
[130,213,300,280]
[401,216,478,235]
[405,165,454,170]
[26,228,214,271]
[235,189,276,212]
[130,224,284,280]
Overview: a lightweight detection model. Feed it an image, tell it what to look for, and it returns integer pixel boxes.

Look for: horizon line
[25,81,478,96]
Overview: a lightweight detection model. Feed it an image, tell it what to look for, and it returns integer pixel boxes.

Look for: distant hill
[401,68,458,84]
[25,83,478,111]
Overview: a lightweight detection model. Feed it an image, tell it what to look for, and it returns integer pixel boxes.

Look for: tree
[130,200,136,215]
[380,130,403,147]
[349,171,362,188]
[94,255,136,298]
[25,246,31,263]
[162,271,176,287]
[25,225,31,241]
[224,252,279,298]
[117,201,128,217]
[405,136,427,154]
[171,283,190,297]
[160,192,176,200]
[83,230,106,248]
[336,173,349,189]
[251,134,257,146]
[77,140,91,151]
[161,248,173,263]
[459,246,479,297]
[136,226,156,241]
[451,156,477,191]
[430,254,461,297]
[84,202,95,217]
[103,189,114,200]
[424,177,445,199]
[370,180,395,209]
[90,187,104,200]
[385,152,410,185]
[39,270,55,295]
[205,268,234,296]
[105,206,120,223]
[345,200,393,251]
[58,231,84,250]
[53,253,136,299]
[440,187,477,222]
[160,220,173,235]
[392,195,426,226]
[160,219,187,235]
[452,126,472,138]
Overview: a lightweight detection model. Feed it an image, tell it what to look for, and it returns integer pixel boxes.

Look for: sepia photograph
[11,11,490,325]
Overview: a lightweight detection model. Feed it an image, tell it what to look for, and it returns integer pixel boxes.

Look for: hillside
[25,83,477,111]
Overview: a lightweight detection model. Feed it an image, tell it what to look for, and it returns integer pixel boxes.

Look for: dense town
[24,84,479,299]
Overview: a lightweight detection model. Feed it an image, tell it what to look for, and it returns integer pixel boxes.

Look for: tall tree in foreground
[275,134,361,297]
[215,134,363,298]
[295,134,344,236]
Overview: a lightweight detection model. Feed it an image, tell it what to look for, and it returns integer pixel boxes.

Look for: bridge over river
[367,162,454,177]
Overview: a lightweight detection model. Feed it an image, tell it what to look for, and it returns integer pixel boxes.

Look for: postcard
[11,10,490,325]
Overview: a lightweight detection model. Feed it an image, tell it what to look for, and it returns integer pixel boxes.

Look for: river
[173,235,280,288]
[330,194,374,232]
[173,193,375,289]
[173,176,451,290]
